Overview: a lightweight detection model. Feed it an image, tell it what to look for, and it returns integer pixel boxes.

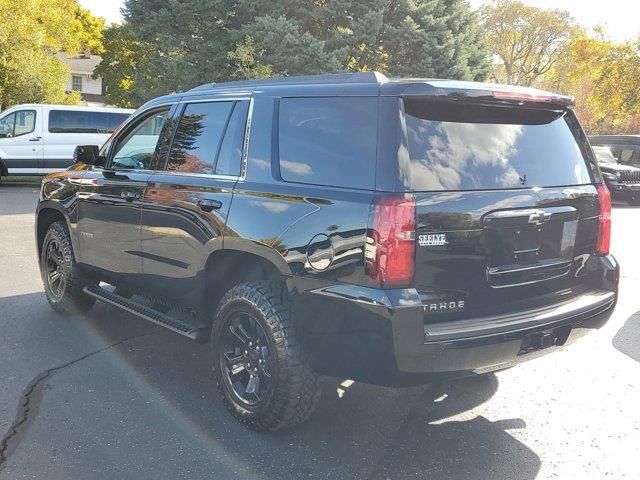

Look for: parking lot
[0,184,639,480]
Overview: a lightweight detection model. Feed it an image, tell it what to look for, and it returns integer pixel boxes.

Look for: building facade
[56,49,105,106]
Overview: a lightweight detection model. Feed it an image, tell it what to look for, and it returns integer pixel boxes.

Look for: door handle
[29,137,41,142]
[121,190,141,202]
[197,199,222,212]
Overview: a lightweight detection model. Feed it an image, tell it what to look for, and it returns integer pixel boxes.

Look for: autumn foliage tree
[480,0,640,135]
[479,0,578,86]
[0,0,105,109]
[544,32,640,134]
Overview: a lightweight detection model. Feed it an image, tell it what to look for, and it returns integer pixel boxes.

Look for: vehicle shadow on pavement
[1,298,541,480]
[0,184,41,215]
[612,310,640,363]
[90,304,540,479]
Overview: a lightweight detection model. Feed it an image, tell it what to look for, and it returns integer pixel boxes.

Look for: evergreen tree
[101,0,490,106]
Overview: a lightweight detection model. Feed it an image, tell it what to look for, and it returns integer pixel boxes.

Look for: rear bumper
[395,288,615,374]
[299,255,618,385]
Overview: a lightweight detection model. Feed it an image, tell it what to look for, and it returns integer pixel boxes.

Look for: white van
[0,104,134,177]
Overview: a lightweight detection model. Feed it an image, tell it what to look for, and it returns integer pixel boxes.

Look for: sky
[78,0,639,42]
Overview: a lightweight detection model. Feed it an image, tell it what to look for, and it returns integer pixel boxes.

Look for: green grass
[0,175,44,185]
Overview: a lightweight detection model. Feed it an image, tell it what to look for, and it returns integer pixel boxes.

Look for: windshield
[402,100,594,191]
[592,145,618,164]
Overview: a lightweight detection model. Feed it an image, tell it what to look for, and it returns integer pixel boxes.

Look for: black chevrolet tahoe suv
[36,72,619,431]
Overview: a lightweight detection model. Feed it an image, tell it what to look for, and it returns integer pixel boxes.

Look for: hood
[599,162,640,173]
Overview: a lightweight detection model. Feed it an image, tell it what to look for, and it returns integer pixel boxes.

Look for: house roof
[56,52,103,74]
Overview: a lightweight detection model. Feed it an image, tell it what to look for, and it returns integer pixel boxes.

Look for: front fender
[36,169,87,261]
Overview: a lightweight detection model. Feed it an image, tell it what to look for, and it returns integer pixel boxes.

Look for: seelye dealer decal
[418,233,447,247]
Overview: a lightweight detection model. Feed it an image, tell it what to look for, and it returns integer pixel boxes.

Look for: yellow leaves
[119,77,134,92]
[544,33,640,133]
[481,1,640,134]
[480,0,577,86]
[0,0,104,107]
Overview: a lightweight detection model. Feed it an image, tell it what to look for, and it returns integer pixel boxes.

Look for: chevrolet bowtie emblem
[527,210,552,225]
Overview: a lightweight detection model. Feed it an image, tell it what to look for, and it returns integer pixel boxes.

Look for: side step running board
[84,285,208,343]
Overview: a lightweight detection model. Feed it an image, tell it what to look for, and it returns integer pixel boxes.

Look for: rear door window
[278,97,378,189]
[403,100,594,191]
[167,101,234,174]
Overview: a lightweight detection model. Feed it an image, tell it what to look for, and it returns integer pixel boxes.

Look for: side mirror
[73,145,102,165]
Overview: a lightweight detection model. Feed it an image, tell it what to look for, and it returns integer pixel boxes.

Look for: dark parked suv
[36,72,619,431]
[591,144,640,204]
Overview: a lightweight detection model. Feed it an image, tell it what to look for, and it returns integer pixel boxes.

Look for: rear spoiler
[391,80,575,108]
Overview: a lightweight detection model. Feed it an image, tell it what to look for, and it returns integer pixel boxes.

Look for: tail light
[491,89,574,106]
[368,194,416,287]
[596,184,611,255]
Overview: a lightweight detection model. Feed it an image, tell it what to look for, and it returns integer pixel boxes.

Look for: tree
[0,0,104,109]
[479,0,578,86]
[543,31,640,134]
[100,0,491,106]
[94,24,155,108]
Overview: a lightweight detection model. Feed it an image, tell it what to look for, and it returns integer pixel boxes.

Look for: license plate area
[518,326,571,355]
[484,207,578,288]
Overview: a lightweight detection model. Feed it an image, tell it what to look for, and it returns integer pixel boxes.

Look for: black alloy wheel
[211,282,320,431]
[40,221,95,314]
[218,311,275,407]
[44,237,66,301]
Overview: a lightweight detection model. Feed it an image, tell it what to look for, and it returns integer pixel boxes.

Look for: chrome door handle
[197,199,222,212]
[121,190,141,202]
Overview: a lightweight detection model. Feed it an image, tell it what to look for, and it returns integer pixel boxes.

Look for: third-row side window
[278,97,378,190]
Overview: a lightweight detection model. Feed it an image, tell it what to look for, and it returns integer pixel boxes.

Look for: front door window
[0,110,36,138]
[112,110,169,170]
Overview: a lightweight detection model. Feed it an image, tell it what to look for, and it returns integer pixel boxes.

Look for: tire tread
[41,221,95,314]
[212,281,320,431]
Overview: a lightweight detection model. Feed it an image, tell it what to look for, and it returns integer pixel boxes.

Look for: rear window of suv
[278,97,378,189]
[403,100,594,191]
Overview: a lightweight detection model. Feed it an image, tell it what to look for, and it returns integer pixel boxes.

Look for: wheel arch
[203,241,292,317]
[217,238,293,277]
[36,203,75,260]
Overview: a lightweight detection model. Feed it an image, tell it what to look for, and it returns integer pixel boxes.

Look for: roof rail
[188,71,388,92]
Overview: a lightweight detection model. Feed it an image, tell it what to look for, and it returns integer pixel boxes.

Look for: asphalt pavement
[0,184,639,480]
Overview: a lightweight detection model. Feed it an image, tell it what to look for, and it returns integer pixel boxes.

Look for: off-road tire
[40,221,95,314]
[211,281,320,431]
